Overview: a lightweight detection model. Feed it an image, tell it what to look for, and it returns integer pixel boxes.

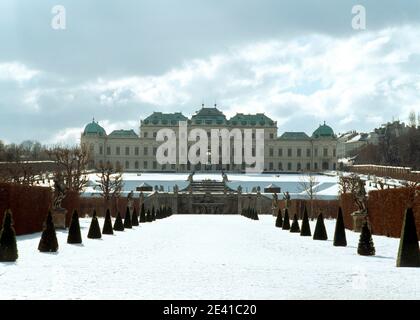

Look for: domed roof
[312,122,335,138]
[83,120,106,136]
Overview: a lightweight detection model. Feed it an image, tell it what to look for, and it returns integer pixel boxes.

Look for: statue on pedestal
[237,185,242,194]
[283,191,291,210]
[127,191,134,214]
[351,178,368,232]
[272,192,279,216]
[52,172,67,229]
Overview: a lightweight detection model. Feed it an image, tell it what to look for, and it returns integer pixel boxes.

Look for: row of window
[97,160,336,171]
[268,147,336,157]
[141,131,275,139]
[97,145,336,158]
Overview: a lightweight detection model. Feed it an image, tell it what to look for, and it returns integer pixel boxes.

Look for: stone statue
[159,185,164,192]
[355,179,367,213]
[271,192,279,216]
[173,184,179,194]
[51,172,67,229]
[237,185,242,194]
[187,171,195,183]
[127,191,134,214]
[53,173,66,210]
[283,191,291,209]
[222,172,228,183]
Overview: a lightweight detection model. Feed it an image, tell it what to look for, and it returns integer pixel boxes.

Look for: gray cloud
[1,0,420,144]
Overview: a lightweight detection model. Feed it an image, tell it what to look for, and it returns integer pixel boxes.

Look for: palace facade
[81,105,338,173]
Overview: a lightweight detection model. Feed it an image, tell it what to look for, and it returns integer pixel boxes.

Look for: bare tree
[339,173,367,213]
[298,173,318,218]
[47,145,90,194]
[96,161,124,210]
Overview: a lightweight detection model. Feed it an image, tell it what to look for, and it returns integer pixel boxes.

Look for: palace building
[81,105,338,173]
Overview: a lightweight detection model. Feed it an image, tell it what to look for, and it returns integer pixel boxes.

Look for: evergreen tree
[102,209,114,235]
[333,207,347,247]
[290,213,300,233]
[113,211,125,231]
[300,207,311,236]
[0,209,18,262]
[38,210,59,252]
[275,208,283,228]
[139,203,146,223]
[254,208,259,221]
[67,210,82,244]
[313,213,328,240]
[156,208,161,220]
[87,210,102,239]
[146,209,151,222]
[282,208,290,230]
[357,221,375,256]
[397,208,420,267]
[168,206,173,217]
[151,207,156,221]
[132,207,139,226]
[123,207,132,229]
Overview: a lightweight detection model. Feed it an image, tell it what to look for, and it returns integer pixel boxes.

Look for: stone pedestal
[351,211,367,232]
[52,208,67,229]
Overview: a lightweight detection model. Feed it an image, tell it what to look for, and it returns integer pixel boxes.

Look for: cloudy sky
[1,0,420,145]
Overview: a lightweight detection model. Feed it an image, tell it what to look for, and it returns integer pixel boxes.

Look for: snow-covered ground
[1,215,419,300]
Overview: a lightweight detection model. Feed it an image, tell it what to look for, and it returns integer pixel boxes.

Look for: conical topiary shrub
[102,209,114,235]
[38,210,59,252]
[333,207,347,247]
[132,208,139,226]
[397,208,420,267]
[253,208,259,221]
[123,207,132,229]
[139,203,146,223]
[290,213,300,233]
[282,208,290,230]
[87,210,102,239]
[275,208,283,228]
[67,210,82,244]
[146,209,151,222]
[152,207,156,221]
[300,207,311,236]
[113,211,124,231]
[0,209,18,262]
[358,221,375,256]
[313,213,328,240]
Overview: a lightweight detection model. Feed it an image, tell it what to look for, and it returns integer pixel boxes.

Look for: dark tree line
[355,126,420,169]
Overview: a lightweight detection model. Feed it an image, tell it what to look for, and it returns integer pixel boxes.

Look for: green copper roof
[143,112,187,125]
[312,122,335,138]
[109,129,138,138]
[279,132,310,140]
[191,106,227,124]
[229,113,275,126]
[83,120,106,136]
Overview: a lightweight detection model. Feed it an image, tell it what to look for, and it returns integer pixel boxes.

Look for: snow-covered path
[1,215,419,299]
